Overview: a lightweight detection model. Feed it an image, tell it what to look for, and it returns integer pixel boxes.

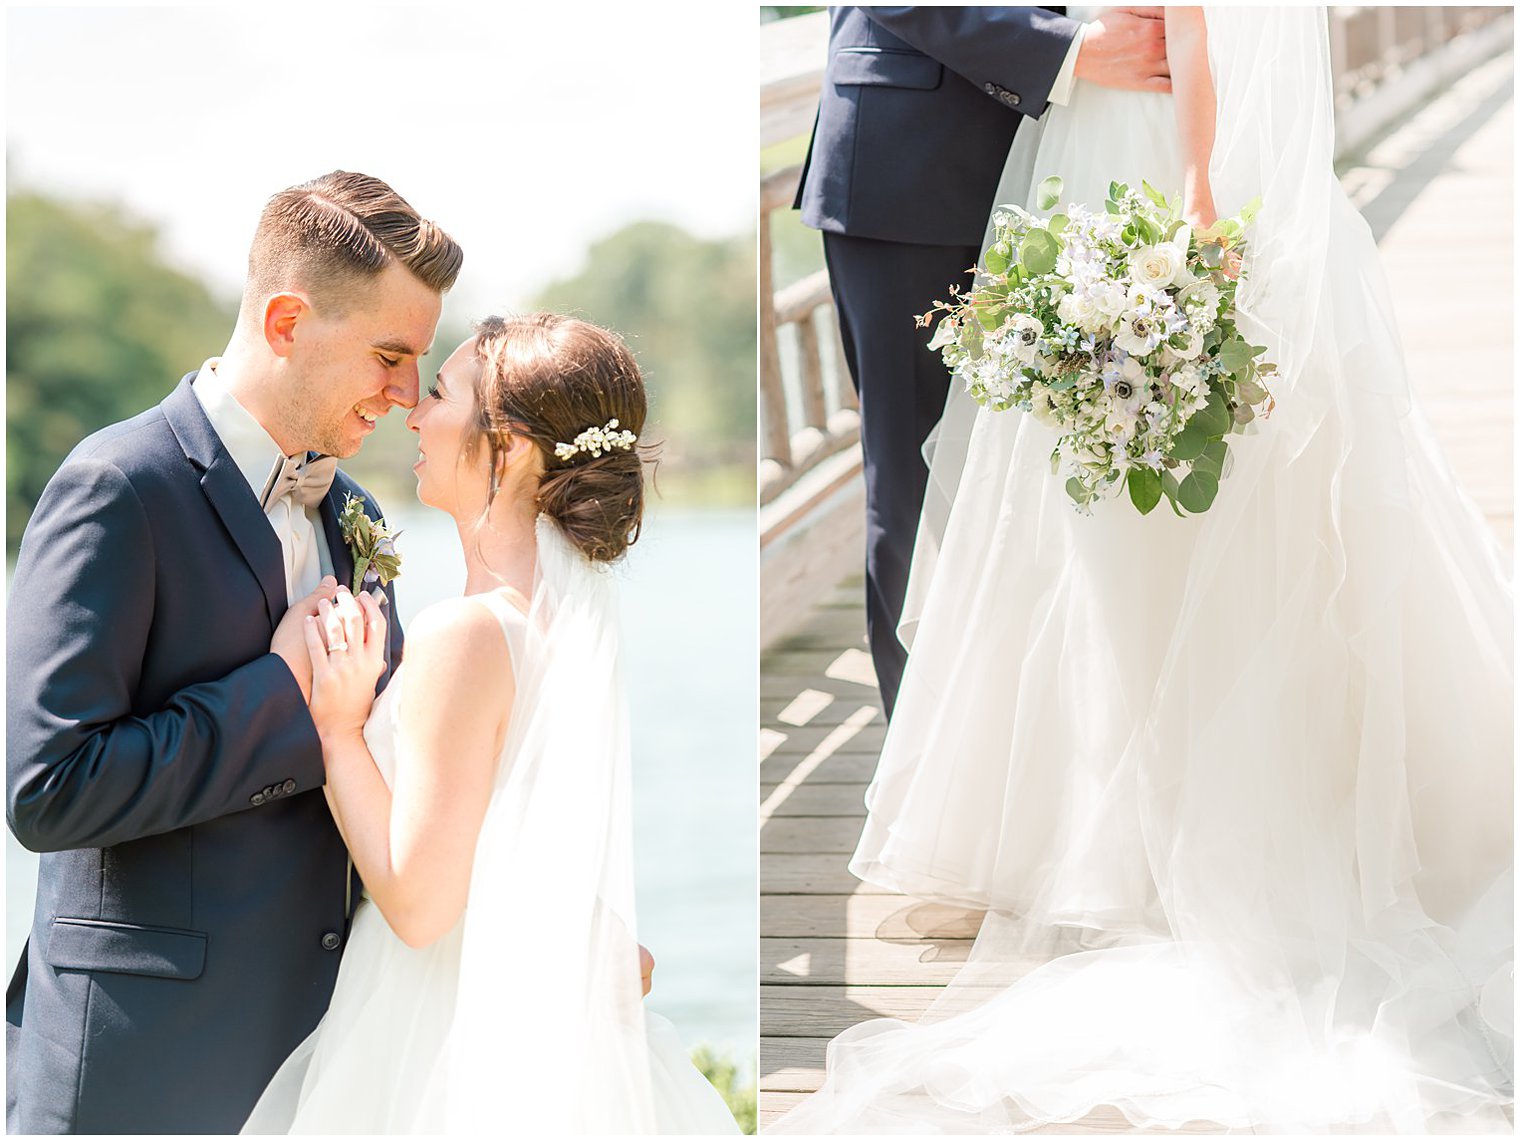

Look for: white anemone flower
[1007,314,1045,365]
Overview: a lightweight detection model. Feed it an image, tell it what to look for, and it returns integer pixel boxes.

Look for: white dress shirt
[191,358,334,605]
[1048,23,1088,107]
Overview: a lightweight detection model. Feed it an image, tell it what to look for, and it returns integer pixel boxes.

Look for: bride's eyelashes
[426,381,442,400]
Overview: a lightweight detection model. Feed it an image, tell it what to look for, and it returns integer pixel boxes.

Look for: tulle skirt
[240,898,737,1134]
[779,54,1514,1137]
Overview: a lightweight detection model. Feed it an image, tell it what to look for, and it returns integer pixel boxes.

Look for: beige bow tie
[259,453,338,512]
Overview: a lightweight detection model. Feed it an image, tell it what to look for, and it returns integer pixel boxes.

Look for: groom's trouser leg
[821,232,981,720]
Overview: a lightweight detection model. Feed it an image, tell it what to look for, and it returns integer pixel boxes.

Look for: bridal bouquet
[922,176,1275,516]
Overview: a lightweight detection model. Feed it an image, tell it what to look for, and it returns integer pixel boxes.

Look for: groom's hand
[271,576,341,701]
[1075,7,1171,93]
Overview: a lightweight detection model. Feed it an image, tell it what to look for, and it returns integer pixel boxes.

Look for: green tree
[532,221,756,504]
[7,191,233,552]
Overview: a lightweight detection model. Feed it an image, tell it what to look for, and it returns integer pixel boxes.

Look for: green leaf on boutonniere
[339,492,403,595]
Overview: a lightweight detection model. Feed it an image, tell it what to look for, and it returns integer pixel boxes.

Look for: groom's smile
[286,262,443,458]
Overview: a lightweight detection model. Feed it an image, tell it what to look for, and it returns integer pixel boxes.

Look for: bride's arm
[311,595,512,949]
[1166,7,1218,227]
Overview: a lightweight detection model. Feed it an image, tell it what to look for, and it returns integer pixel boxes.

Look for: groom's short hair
[243,170,462,319]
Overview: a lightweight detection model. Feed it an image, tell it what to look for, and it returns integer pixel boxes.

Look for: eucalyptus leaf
[1049,213,1069,235]
[1142,179,1170,209]
[1169,421,1210,461]
[984,241,1011,275]
[1020,230,1060,275]
[1237,377,1267,405]
[1218,338,1253,376]
[1161,470,1187,517]
[1128,466,1163,515]
[1192,439,1228,478]
[1037,176,1065,212]
[1177,470,1220,513]
[1065,477,1087,505]
[1199,243,1224,269]
[1191,389,1232,437]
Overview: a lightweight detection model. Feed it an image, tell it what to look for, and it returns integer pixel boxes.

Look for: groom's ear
[263,292,311,358]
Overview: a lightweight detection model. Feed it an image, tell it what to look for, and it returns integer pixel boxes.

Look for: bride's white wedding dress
[778,7,1512,1134]
[243,519,737,1134]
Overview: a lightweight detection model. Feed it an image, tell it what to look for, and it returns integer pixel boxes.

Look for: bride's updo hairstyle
[471,313,648,563]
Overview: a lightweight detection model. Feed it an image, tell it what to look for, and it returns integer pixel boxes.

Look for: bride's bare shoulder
[400,596,517,689]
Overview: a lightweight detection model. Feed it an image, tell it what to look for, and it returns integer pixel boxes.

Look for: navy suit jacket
[796,6,1080,247]
[5,372,404,1134]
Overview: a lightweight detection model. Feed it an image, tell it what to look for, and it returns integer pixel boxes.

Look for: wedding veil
[446,515,658,1132]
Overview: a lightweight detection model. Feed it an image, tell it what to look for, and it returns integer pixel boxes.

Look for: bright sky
[6,3,757,316]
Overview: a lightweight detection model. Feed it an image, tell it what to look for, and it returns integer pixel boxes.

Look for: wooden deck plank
[761,894,984,940]
[759,782,867,817]
[762,936,973,984]
[760,816,864,854]
[762,852,898,893]
[761,750,880,783]
[760,984,942,1037]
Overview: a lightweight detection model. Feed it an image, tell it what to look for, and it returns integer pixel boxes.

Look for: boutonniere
[338,492,402,594]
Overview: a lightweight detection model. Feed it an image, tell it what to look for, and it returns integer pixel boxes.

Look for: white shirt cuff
[1047,22,1087,107]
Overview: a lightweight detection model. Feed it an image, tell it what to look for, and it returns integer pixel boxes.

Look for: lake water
[7,503,757,1071]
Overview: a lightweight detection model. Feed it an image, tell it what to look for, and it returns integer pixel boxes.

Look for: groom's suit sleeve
[859,7,1081,121]
[6,456,324,853]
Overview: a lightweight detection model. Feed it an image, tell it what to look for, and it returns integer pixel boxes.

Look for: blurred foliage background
[5,187,756,554]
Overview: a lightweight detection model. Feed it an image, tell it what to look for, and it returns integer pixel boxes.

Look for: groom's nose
[382,362,421,411]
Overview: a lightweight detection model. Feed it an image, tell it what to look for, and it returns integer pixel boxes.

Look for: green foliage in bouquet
[920,175,1276,517]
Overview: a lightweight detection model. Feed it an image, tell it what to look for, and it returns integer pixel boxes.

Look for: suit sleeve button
[983,82,997,94]
[1009,92,1022,106]
[283,779,297,794]
[250,792,266,806]
[321,932,342,951]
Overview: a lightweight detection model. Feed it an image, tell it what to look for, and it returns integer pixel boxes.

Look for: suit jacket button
[983,82,997,95]
[250,792,266,806]
[321,932,341,951]
[282,778,297,794]
[1009,92,1022,106]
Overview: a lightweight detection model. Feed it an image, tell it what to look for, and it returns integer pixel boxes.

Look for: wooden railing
[759,11,854,508]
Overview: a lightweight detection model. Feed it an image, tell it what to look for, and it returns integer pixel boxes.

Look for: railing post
[758,205,792,474]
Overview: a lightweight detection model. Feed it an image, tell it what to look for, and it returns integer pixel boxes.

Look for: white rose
[1057,292,1106,335]
[1128,232,1191,290]
[1091,281,1129,319]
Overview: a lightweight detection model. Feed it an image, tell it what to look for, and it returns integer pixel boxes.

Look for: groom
[794,7,1170,717]
[6,172,461,1133]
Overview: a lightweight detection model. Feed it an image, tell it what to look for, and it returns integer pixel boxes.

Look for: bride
[241,314,738,1134]
[779,7,1512,1134]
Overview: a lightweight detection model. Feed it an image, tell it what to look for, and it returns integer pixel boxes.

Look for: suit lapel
[321,477,398,683]
[160,375,287,632]
[319,481,356,593]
